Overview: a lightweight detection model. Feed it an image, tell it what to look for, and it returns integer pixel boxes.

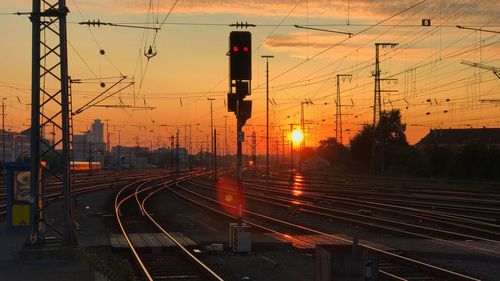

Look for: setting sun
[291,129,304,144]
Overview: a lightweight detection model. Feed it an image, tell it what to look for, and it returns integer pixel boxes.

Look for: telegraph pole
[118,130,121,170]
[207,98,215,177]
[1,98,6,165]
[170,135,175,172]
[370,43,398,175]
[184,125,188,169]
[213,129,217,180]
[189,124,192,170]
[299,100,312,171]
[175,130,180,176]
[224,116,228,169]
[289,124,294,180]
[261,55,274,183]
[282,129,285,165]
[251,131,257,171]
[336,74,352,145]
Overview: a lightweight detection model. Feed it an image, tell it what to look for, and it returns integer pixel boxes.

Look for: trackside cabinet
[5,163,45,240]
[315,243,378,281]
[229,222,251,252]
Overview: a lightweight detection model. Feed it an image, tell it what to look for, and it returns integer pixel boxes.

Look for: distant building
[72,132,92,161]
[91,119,104,144]
[108,145,150,169]
[0,129,31,163]
[73,127,105,164]
[416,128,500,149]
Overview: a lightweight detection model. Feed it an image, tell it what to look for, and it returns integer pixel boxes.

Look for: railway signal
[229,31,252,81]
[227,30,253,249]
[227,31,253,183]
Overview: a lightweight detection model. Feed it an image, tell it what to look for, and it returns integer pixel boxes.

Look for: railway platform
[0,188,114,281]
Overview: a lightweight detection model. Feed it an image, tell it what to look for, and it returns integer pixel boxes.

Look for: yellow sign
[12,204,30,227]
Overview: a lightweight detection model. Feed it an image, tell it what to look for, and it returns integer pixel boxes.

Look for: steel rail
[114,176,166,281]
[140,173,224,281]
[175,178,481,281]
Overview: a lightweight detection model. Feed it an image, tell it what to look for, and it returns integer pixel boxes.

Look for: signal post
[227,31,252,252]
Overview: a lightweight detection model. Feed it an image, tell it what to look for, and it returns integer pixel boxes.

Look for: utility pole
[299,99,313,171]
[199,144,203,170]
[224,116,228,169]
[189,124,192,170]
[214,129,217,180]
[118,130,121,171]
[251,131,256,171]
[206,134,210,170]
[207,98,215,177]
[175,130,180,176]
[1,98,6,165]
[261,55,274,183]
[170,135,175,173]
[289,124,294,181]
[335,74,352,145]
[282,129,285,165]
[370,43,398,175]
[184,125,187,169]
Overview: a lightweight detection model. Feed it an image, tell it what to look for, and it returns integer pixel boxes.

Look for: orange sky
[0,0,499,154]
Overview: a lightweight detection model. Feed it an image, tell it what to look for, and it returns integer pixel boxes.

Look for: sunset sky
[0,0,499,154]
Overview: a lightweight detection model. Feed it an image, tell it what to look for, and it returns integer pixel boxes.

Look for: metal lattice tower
[369,43,398,175]
[30,0,73,245]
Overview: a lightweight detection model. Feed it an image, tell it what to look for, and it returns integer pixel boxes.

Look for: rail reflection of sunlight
[215,178,244,217]
[291,172,303,196]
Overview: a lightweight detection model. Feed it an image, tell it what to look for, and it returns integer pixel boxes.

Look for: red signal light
[243,46,249,52]
[233,46,239,52]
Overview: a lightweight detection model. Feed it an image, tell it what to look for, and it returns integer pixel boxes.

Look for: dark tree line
[315,109,500,180]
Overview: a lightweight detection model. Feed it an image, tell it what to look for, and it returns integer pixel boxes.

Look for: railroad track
[0,170,168,216]
[114,172,223,281]
[240,175,500,240]
[165,176,485,280]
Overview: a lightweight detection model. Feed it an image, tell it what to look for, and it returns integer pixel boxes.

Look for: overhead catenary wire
[3,1,500,146]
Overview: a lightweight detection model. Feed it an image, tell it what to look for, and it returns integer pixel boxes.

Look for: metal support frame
[208,98,215,178]
[30,0,73,245]
[175,130,180,176]
[251,131,256,171]
[335,74,352,145]
[289,123,294,181]
[261,55,274,184]
[369,43,398,175]
[213,129,217,180]
[299,100,312,171]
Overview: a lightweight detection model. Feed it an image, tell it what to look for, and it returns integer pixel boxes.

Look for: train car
[71,161,101,172]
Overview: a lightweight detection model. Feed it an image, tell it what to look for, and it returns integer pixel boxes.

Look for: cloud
[78,0,499,23]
